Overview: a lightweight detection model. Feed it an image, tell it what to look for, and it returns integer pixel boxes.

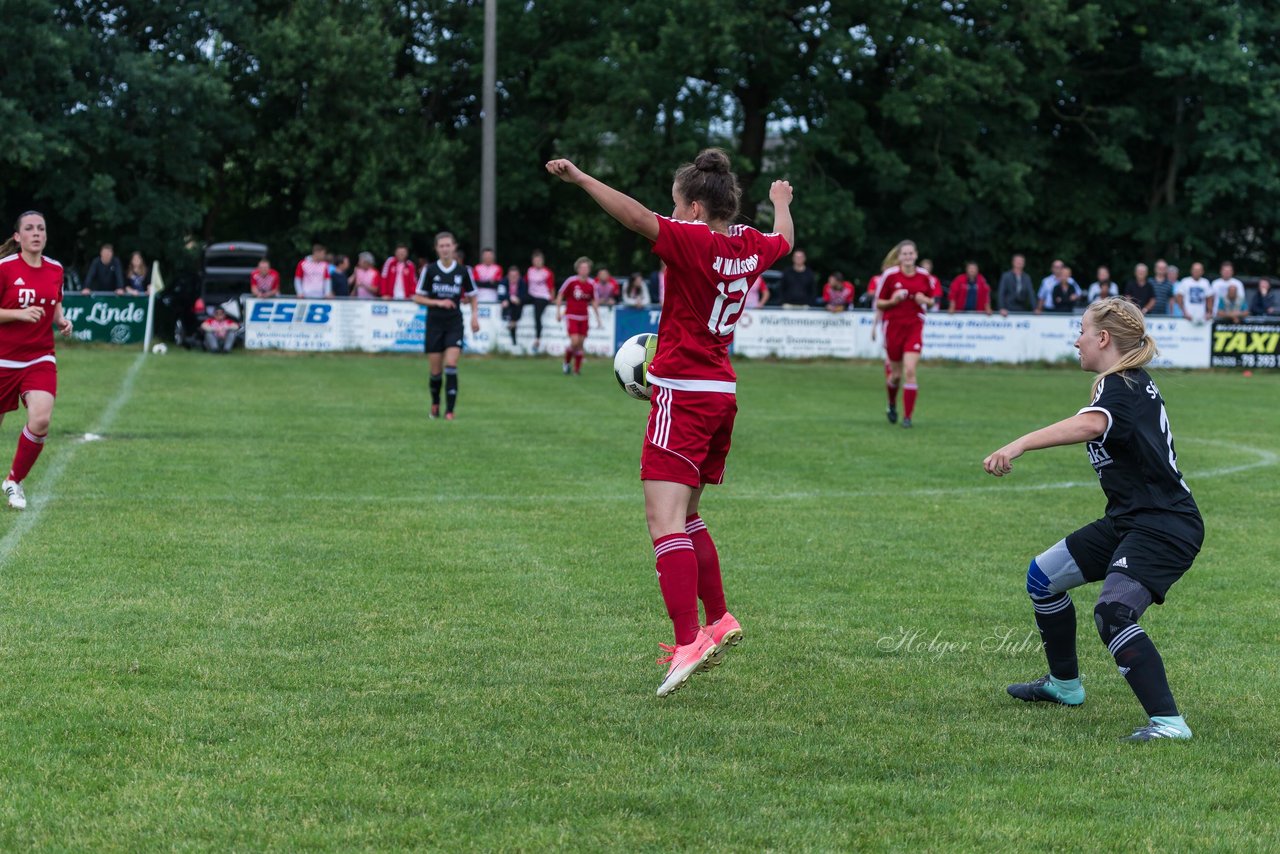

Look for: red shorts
[641,385,737,487]
[883,321,923,362]
[566,318,589,337]
[0,360,57,414]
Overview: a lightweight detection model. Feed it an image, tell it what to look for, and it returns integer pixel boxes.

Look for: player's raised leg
[1007,539,1088,706]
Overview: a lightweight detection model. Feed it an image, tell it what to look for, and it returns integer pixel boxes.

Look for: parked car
[171,241,265,349]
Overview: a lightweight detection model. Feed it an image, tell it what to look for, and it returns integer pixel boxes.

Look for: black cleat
[1007,674,1085,706]
[886,406,898,424]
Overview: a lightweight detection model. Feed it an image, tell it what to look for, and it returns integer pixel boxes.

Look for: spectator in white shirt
[1211,261,1243,306]
[1086,266,1116,304]
[1035,259,1067,313]
[1174,262,1214,324]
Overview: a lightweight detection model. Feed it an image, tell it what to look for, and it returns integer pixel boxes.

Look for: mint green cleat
[1007,674,1085,706]
[1124,716,1192,742]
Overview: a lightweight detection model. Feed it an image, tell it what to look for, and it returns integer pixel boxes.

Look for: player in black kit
[983,297,1203,742]
[413,232,480,420]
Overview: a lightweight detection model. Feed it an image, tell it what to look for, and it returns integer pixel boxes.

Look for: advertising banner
[62,294,148,344]
[613,307,662,349]
[492,304,616,357]
[1210,322,1280,369]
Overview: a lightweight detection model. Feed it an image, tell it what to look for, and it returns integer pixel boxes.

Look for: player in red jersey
[0,212,74,510]
[250,257,280,298]
[875,240,935,428]
[555,257,603,376]
[548,149,794,697]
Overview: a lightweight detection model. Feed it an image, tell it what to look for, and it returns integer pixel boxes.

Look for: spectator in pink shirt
[352,252,382,299]
[251,258,280,298]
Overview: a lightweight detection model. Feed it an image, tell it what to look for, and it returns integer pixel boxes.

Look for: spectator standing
[472,248,503,303]
[778,249,816,308]
[623,273,648,308]
[948,262,992,314]
[822,273,854,312]
[251,258,281,298]
[648,259,666,305]
[1164,265,1182,316]
[351,252,382,299]
[744,274,769,309]
[500,265,526,346]
[998,254,1035,315]
[1049,266,1081,313]
[294,244,331,299]
[1036,259,1067,313]
[124,251,149,295]
[329,254,351,298]
[380,244,417,300]
[201,306,239,354]
[1086,266,1116,304]
[1250,278,1279,317]
[525,250,555,353]
[1149,259,1173,315]
[1174,262,1213,324]
[594,267,620,305]
[82,243,124,294]
[1211,262,1243,307]
[1216,284,1248,322]
[1124,264,1156,314]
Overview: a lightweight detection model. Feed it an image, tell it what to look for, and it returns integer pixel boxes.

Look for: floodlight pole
[480,0,497,253]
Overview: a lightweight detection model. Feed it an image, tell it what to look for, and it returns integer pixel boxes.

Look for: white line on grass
[50,437,1275,506]
[0,353,146,568]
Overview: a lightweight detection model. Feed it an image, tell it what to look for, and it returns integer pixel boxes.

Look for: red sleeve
[932,276,942,298]
[877,273,897,301]
[381,259,393,279]
[558,278,572,297]
[294,261,305,279]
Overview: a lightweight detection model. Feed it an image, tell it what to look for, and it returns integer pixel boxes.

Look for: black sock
[429,372,442,406]
[445,367,458,413]
[1113,633,1178,717]
[509,326,517,345]
[1032,593,1078,680]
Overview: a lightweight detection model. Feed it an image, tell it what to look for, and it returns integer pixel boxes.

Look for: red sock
[573,349,583,371]
[563,348,572,365]
[904,383,918,419]
[887,380,900,407]
[9,426,46,483]
[653,533,699,645]
[686,515,726,624]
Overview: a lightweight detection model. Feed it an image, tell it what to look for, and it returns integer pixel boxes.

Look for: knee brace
[1025,540,1085,599]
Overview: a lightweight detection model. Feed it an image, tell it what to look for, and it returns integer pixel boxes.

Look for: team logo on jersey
[1111,556,1128,569]
[17,288,36,308]
[1086,442,1113,469]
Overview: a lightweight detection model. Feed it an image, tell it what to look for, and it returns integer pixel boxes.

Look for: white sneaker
[3,479,26,510]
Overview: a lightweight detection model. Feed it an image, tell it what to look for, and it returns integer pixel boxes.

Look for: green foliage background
[3,1,1278,280]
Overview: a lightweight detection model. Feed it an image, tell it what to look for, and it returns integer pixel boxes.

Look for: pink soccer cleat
[655,631,716,698]
[702,612,743,668]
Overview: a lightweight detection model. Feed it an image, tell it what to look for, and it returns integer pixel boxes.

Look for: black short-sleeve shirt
[417,261,475,323]
[1077,369,1200,531]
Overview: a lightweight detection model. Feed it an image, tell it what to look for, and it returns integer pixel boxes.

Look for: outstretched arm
[983,411,1109,477]
[769,180,794,249]
[547,159,659,242]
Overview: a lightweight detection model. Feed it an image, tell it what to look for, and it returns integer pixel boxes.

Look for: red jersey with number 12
[648,216,790,393]
[0,254,64,365]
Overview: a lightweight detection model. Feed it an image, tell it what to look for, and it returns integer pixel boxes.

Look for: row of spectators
[69,244,153,295]
[239,243,1280,322]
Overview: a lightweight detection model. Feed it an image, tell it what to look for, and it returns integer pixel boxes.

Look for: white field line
[50,437,1276,506]
[0,354,146,567]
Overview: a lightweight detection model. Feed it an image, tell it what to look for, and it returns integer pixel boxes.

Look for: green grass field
[1,346,1277,850]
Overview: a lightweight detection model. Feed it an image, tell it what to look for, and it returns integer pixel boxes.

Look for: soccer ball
[151,343,168,355]
[613,333,657,400]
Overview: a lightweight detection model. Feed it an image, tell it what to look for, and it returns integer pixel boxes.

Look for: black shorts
[503,302,524,323]
[1065,515,1203,604]
[425,317,465,354]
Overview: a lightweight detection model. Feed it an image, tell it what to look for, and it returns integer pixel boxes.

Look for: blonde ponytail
[1087,297,1159,399]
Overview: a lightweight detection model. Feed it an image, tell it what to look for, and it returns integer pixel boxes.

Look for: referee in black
[983,297,1203,742]
[413,232,480,420]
